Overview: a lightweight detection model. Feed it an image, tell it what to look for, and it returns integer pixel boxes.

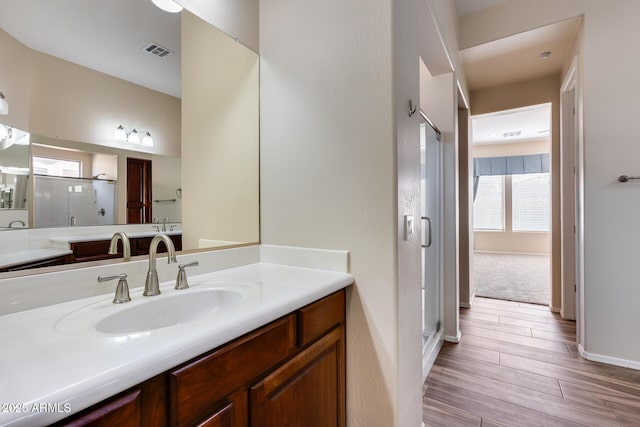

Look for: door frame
[560,55,584,340]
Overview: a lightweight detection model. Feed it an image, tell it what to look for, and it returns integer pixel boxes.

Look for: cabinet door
[59,389,141,427]
[196,390,247,427]
[250,326,345,427]
[169,315,296,426]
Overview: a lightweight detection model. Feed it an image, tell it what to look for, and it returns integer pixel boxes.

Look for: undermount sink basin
[96,288,244,334]
[55,286,250,336]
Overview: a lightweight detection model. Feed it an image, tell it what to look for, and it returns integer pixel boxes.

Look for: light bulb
[142,132,154,146]
[151,0,183,13]
[0,92,8,115]
[114,125,127,141]
[127,129,140,144]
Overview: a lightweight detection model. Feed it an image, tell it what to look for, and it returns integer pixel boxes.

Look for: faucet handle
[175,261,199,290]
[98,273,131,304]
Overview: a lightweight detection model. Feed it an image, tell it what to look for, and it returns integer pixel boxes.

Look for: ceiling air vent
[503,131,522,138]
[143,43,173,58]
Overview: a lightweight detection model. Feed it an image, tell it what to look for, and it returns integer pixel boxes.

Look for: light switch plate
[404,214,414,241]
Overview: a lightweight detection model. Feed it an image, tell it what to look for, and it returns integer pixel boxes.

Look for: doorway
[420,111,443,378]
[470,104,552,306]
[126,157,152,224]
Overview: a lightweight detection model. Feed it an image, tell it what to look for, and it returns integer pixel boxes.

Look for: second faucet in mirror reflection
[109,232,131,260]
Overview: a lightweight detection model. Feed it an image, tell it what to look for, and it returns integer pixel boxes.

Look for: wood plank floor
[423,297,640,427]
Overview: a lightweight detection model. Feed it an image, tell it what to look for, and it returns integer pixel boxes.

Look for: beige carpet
[473,252,550,305]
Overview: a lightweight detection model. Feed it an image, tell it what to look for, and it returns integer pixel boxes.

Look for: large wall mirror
[0,0,259,275]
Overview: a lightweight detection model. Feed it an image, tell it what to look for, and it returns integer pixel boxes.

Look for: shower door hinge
[435,321,441,333]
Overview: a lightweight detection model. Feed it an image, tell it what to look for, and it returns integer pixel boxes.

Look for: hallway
[423,297,640,426]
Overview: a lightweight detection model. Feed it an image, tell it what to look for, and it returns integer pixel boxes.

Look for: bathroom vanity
[0,245,352,426]
[56,290,345,426]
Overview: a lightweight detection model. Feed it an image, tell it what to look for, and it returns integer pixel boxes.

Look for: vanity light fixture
[127,129,141,144]
[114,125,154,147]
[151,0,183,13]
[0,92,8,115]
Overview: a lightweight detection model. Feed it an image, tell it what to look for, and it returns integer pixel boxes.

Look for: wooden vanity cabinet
[133,234,182,255]
[57,289,346,427]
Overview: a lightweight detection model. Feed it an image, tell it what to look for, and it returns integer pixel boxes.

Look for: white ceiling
[460,17,581,91]
[0,0,181,98]
[472,103,551,145]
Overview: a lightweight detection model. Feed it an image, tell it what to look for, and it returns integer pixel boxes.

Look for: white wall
[461,0,640,367]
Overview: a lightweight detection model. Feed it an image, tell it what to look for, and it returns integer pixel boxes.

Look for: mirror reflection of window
[32,157,81,178]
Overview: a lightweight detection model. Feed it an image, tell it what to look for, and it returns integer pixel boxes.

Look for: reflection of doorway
[126,158,152,223]
[471,104,552,306]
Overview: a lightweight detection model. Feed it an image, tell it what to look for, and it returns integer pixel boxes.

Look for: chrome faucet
[8,220,26,228]
[143,233,178,296]
[108,231,131,259]
[162,217,169,232]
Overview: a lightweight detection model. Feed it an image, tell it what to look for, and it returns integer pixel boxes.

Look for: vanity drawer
[297,289,345,347]
[168,314,296,426]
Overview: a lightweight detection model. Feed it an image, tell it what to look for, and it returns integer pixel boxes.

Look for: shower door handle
[421,216,432,248]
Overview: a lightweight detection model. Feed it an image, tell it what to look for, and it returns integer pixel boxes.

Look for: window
[33,157,81,178]
[512,173,551,232]
[473,175,504,231]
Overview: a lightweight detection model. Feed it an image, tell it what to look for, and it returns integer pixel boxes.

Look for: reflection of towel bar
[153,199,176,203]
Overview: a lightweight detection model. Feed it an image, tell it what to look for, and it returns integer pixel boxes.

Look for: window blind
[512,173,551,232]
[473,175,504,231]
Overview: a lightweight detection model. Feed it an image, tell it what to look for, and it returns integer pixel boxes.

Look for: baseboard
[460,293,476,309]
[422,330,444,382]
[578,343,640,370]
[444,330,461,343]
[550,306,561,313]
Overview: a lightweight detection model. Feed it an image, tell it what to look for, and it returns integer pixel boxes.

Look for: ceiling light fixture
[151,0,183,13]
[0,92,8,115]
[114,125,154,147]
[539,51,552,60]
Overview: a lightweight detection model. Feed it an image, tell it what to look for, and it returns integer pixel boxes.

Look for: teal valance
[473,153,550,177]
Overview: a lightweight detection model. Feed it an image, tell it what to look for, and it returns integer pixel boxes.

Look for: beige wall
[471,75,561,310]
[151,155,181,223]
[177,0,259,53]
[0,28,181,158]
[181,11,259,249]
[0,29,30,131]
[260,0,399,424]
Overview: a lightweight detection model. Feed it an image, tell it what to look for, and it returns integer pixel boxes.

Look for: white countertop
[0,261,352,426]
[0,248,73,270]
